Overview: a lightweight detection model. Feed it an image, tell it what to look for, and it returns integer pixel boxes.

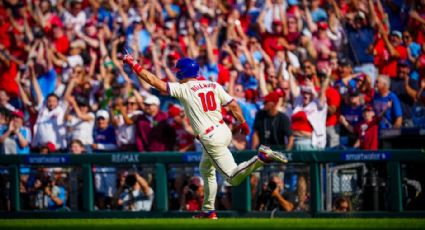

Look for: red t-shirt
[186,198,202,211]
[170,122,194,151]
[326,87,341,126]
[262,32,280,58]
[0,21,11,49]
[409,10,425,44]
[0,62,19,98]
[374,40,407,77]
[355,117,379,150]
[291,111,313,133]
[54,35,69,55]
[217,64,230,86]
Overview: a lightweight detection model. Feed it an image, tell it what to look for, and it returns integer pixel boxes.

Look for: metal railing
[0,149,424,218]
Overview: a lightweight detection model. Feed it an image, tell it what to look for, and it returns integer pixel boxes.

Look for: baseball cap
[245,88,258,101]
[398,59,411,68]
[355,11,366,20]
[168,51,180,60]
[391,30,402,39]
[339,58,352,67]
[50,15,64,28]
[190,176,204,187]
[264,92,279,104]
[274,88,286,98]
[168,105,182,117]
[96,109,109,120]
[300,86,314,94]
[272,20,282,26]
[144,95,160,106]
[12,110,24,119]
[363,105,374,112]
[45,142,56,153]
[76,96,89,106]
[199,17,209,27]
[317,21,328,30]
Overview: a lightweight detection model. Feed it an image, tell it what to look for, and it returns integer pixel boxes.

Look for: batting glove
[123,53,143,74]
[238,121,250,135]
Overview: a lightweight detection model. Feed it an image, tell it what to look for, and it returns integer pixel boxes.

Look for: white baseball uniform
[168,80,264,211]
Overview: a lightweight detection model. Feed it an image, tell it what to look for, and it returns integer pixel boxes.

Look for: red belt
[196,120,224,139]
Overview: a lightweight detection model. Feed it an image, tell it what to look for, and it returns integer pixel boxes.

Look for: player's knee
[226,178,241,186]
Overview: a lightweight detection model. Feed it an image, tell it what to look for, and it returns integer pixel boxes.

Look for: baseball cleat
[193,210,218,219]
[258,145,288,164]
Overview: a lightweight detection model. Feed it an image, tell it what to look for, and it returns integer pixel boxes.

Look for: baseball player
[123,54,288,219]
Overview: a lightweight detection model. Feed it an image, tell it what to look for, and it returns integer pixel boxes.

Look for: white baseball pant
[197,123,264,211]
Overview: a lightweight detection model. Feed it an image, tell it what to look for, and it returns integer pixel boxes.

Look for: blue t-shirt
[162,4,180,20]
[373,92,403,129]
[341,105,363,126]
[47,186,67,210]
[346,26,375,64]
[37,68,57,99]
[137,29,152,54]
[97,7,113,29]
[311,8,327,22]
[239,51,263,64]
[408,42,421,80]
[382,0,408,31]
[236,74,258,90]
[200,63,219,82]
[238,99,260,146]
[0,126,31,173]
[408,42,421,58]
[94,125,117,146]
[334,79,357,96]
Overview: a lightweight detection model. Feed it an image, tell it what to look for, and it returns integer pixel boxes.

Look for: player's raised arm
[122,52,168,94]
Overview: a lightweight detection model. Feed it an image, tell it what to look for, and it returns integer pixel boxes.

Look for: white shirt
[69,112,95,145]
[62,10,87,32]
[115,110,143,146]
[275,51,301,80]
[120,187,154,211]
[32,102,67,149]
[168,80,234,136]
[293,96,327,149]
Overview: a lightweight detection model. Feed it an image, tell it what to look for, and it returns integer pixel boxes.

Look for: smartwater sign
[183,152,202,163]
[25,156,70,164]
[342,152,391,161]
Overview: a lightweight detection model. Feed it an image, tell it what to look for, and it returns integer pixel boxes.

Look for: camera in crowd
[267,180,277,192]
[124,174,137,189]
[33,27,45,39]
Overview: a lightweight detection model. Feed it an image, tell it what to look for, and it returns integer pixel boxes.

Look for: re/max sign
[111,154,140,163]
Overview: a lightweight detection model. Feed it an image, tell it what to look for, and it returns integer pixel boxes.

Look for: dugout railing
[0,150,425,218]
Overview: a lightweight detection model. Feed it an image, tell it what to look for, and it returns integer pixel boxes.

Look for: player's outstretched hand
[123,53,135,65]
[238,121,250,135]
[122,51,143,74]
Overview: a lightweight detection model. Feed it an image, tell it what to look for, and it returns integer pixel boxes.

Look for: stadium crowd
[1,0,425,211]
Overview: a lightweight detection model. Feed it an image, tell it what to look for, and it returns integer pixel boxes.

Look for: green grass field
[1,218,425,230]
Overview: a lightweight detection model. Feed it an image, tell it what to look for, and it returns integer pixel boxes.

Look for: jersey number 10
[198,91,217,112]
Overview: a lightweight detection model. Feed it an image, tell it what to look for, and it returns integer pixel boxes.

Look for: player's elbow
[227,99,238,110]
[153,81,168,95]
